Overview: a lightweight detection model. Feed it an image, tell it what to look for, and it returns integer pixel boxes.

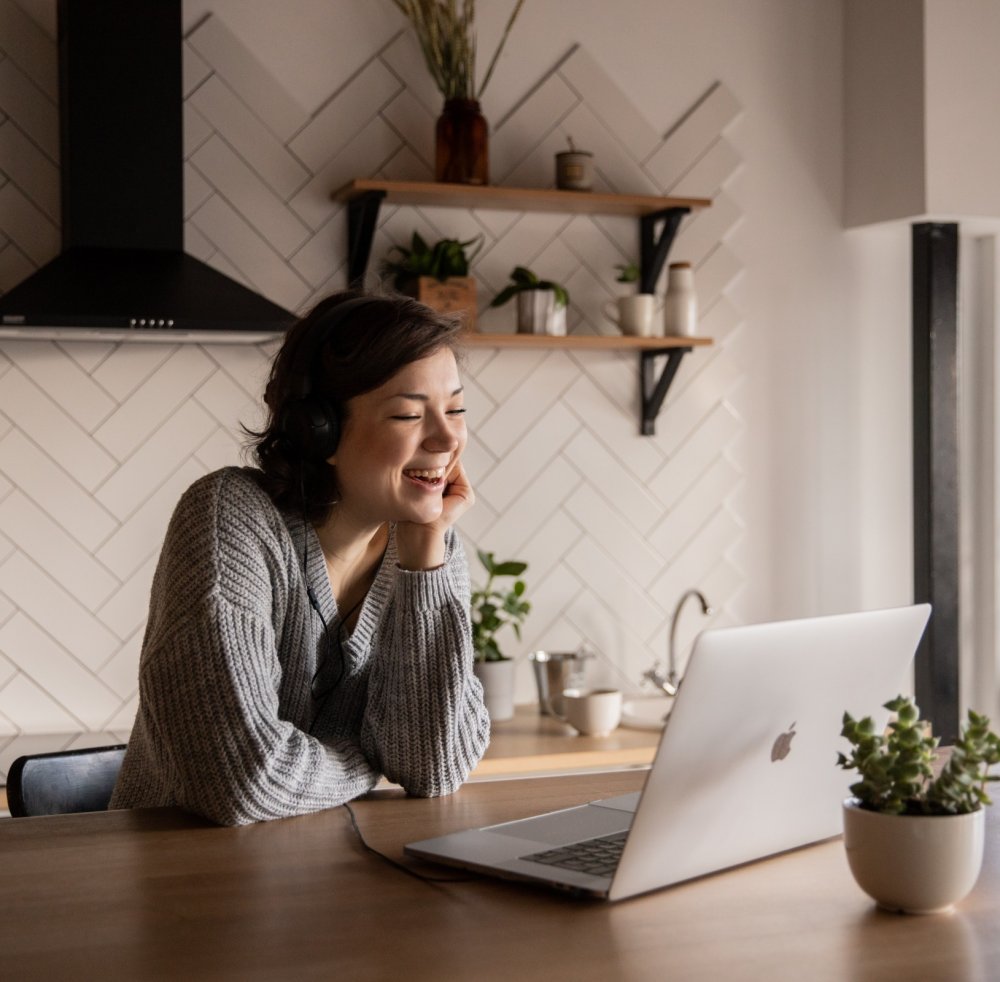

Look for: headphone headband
[282,294,382,459]
[288,295,382,400]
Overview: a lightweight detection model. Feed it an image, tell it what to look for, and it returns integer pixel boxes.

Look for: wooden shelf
[332,178,711,218]
[461,331,712,351]
[333,176,714,434]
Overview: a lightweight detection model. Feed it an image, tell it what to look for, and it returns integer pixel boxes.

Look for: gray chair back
[7,745,127,817]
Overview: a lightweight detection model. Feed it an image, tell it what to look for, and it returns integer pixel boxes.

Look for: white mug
[603,294,657,337]
[558,688,623,737]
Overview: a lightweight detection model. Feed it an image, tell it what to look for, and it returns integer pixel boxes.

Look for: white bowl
[620,696,673,730]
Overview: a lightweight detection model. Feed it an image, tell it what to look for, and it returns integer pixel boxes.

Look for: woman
[110,291,490,825]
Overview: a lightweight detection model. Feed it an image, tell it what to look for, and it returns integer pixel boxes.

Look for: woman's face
[330,346,467,527]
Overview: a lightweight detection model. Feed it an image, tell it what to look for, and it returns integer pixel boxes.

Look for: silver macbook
[405,604,932,901]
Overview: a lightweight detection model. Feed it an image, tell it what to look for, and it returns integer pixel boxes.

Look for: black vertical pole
[912,222,960,742]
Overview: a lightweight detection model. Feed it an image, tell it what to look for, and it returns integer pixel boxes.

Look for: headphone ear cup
[282,397,341,460]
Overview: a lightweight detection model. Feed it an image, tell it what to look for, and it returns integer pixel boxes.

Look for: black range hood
[0,0,295,342]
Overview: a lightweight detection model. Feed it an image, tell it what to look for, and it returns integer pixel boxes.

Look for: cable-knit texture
[109,467,490,826]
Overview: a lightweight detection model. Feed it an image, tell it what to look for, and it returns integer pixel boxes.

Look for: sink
[621,695,673,730]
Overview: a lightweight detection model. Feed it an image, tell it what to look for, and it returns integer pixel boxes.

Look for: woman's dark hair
[247,290,463,524]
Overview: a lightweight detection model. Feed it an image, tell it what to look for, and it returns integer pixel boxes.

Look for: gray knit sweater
[110,467,490,826]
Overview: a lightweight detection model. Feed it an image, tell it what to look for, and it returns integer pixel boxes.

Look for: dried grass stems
[392,0,526,101]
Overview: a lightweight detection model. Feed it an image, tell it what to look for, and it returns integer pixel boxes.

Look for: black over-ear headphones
[281,295,381,460]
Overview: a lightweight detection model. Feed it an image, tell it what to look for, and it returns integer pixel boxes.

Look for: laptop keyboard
[521,830,628,878]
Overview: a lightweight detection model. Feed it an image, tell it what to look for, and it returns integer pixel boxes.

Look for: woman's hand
[396,459,475,570]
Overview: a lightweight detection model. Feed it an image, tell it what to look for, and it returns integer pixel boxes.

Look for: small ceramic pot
[473,658,515,722]
[842,798,985,914]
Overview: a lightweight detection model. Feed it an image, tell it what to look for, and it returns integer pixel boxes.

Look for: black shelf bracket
[347,190,386,288]
[639,206,690,294]
[641,348,692,435]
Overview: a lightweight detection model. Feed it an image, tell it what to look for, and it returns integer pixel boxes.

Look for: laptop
[405,604,932,901]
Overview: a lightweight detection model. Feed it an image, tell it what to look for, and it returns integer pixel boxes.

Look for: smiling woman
[108,292,490,826]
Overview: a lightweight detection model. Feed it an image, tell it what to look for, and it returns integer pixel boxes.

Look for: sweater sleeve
[136,596,380,826]
[112,470,380,826]
[360,531,490,796]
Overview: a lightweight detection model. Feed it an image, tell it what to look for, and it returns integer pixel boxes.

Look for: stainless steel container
[529,650,593,715]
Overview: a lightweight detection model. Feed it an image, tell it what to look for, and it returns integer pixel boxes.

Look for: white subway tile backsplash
[0,56,57,160]
[0,119,58,221]
[94,346,216,462]
[485,455,582,557]
[186,15,309,142]
[564,535,664,642]
[95,458,204,581]
[645,81,742,185]
[380,88,436,170]
[289,58,402,172]
[191,194,311,311]
[0,368,117,492]
[563,428,665,534]
[191,135,312,258]
[558,46,661,163]
[0,673,81,733]
[0,430,117,550]
[0,491,117,609]
[97,554,156,641]
[95,630,142,701]
[0,181,57,264]
[0,612,120,728]
[476,402,580,514]
[0,240,33,293]
[0,557,119,669]
[190,75,310,199]
[5,341,115,430]
[564,482,665,587]
[93,401,216,521]
[0,0,57,100]
[669,137,742,199]
[474,352,580,458]
[90,344,174,404]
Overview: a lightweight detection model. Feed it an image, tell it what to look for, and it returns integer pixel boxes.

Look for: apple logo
[770,722,797,762]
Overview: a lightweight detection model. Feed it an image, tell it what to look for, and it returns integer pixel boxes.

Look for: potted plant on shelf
[838,694,1000,914]
[490,265,570,336]
[382,231,483,328]
[392,0,526,185]
[471,549,530,722]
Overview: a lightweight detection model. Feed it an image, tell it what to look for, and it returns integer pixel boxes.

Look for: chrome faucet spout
[667,589,713,689]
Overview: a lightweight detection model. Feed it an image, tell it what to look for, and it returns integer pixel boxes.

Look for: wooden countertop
[471,704,660,779]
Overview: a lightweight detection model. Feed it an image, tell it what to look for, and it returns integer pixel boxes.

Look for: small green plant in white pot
[838,695,1000,914]
[490,266,570,336]
[471,550,530,722]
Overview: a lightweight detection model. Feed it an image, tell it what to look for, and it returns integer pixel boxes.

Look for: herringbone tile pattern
[0,5,744,778]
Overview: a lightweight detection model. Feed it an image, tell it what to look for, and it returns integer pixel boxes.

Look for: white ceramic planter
[473,658,515,722]
[842,798,985,914]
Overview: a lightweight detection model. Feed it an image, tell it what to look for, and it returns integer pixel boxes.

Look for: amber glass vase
[435,98,489,185]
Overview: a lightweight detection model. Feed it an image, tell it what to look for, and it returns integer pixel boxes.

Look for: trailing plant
[490,266,570,310]
[471,550,530,662]
[382,232,484,290]
[838,694,1000,815]
[391,0,527,101]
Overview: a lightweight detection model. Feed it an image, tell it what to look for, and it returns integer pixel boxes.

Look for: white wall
[0,0,919,763]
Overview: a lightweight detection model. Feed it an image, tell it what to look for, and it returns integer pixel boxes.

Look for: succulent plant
[838,695,1000,815]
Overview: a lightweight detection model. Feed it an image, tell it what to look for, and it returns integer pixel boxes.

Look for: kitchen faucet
[642,589,713,697]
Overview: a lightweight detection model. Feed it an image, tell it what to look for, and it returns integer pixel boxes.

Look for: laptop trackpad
[488,803,632,845]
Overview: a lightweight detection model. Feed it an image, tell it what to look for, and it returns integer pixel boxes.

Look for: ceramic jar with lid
[663,262,697,337]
